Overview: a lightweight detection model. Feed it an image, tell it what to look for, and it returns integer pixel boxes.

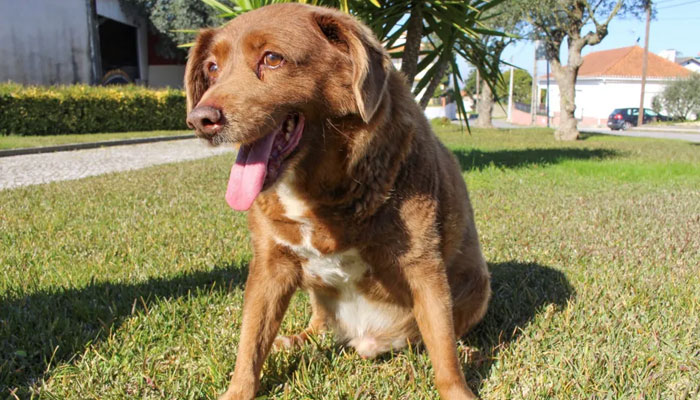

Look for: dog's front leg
[407,264,477,400]
[219,248,300,400]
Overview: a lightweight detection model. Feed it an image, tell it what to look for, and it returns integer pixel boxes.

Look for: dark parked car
[607,108,670,130]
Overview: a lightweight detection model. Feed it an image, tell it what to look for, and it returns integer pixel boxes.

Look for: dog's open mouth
[225,113,304,211]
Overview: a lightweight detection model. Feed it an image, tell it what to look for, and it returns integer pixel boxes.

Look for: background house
[0,0,185,88]
[678,57,700,73]
[534,46,690,127]
[659,49,700,73]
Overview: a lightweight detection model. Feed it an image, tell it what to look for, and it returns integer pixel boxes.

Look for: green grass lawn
[1,126,698,399]
[0,130,192,150]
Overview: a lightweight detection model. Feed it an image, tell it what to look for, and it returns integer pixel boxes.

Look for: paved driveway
[0,139,234,190]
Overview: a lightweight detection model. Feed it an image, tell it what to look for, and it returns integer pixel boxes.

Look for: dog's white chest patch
[275,181,367,286]
[274,181,412,356]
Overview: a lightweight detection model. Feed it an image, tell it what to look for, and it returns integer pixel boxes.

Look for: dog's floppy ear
[185,28,216,113]
[313,12,390,123]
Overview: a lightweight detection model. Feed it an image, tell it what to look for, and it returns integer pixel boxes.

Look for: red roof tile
[578,46,691,78]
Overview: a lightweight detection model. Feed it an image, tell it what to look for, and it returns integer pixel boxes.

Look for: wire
[654,16,700,19]
[657,0,700,10]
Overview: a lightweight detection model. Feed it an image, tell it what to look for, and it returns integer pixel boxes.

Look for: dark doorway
[98,17,139,84]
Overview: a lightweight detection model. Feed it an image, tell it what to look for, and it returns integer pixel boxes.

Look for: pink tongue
[225,133,277,211]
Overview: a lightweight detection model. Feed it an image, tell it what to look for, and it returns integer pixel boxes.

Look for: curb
[0,134,196,158]
[630,128,700,134]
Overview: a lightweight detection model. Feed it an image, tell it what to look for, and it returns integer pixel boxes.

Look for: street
[488,119,700,143]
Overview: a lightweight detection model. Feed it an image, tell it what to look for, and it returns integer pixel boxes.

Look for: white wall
[148,65,186,88]
[424,103,458,120]
[682,62,700,73]
[425,106,446,119]
[539,77,674,125]
[0,0,92,84]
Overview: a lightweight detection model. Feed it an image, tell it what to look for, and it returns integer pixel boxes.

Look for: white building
[536,46,690,127]
[0,0,185,88]
[678,57,700,73]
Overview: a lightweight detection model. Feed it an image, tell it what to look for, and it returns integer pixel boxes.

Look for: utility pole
[546,60,550,128]
[638,0,651,127]
[507,65,514,122]
[531,43,539,125]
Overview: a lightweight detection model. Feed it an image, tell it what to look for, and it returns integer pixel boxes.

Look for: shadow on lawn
[452,148,617,171]
[578,130,615,140]
[465,261,575,394]
[256,261,574,397]
[0,262,249,397]
[2,260,573,397]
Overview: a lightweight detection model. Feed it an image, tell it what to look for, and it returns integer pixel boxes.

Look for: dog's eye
[206,61,219,83]
[263,52,283,68]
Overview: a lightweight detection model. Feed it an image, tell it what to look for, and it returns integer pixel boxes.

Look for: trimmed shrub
[0,83,187,135]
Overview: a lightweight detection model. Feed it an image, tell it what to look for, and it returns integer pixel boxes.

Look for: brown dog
[185,4,490,399]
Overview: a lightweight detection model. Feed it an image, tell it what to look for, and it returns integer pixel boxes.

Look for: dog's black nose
[187,106,224,138]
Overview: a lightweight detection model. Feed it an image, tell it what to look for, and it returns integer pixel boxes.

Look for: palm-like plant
[196,0,505,122]
[354,0,505,120]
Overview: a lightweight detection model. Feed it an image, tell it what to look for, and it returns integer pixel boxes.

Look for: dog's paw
[349,336,383,359]
[437,382,479,400]
[217,388,254,400]
[272,332,309,351]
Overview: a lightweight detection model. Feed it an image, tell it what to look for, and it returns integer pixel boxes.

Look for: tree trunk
[400,1,423,85]
[475,78,494,128]
[550,60,579,140]
[473,40,506,128]
[418,56,450,110]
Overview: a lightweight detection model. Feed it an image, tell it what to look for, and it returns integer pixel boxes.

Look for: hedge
[0,83,188,135]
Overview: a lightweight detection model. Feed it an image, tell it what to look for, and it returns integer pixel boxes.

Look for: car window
[630,109,639,116]
[612,109,624,115]
[645,109,658,116]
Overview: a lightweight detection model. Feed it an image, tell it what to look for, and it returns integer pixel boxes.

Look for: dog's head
[185,4,391,211]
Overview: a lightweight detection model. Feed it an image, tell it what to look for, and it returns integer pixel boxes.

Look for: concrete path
[583,127,700,143]
[0,139,234,190]
[471,119,700,142]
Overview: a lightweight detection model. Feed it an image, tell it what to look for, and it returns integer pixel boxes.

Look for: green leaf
[201,0,235,14]
[449,57,471,133]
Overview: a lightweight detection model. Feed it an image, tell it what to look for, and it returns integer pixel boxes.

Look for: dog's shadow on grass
[464,261,575,394]
[3,259,572,397]
[259,261,574,397]
[0,262,249,396]
[452,148,617,171]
